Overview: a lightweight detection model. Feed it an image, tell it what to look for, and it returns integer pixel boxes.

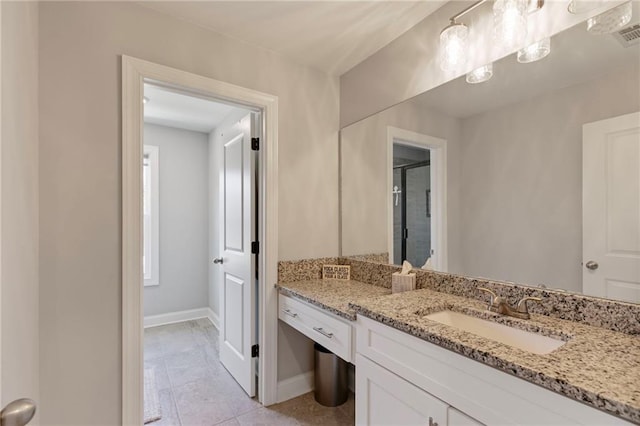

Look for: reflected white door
[583,111,640,302]
[218,113,257,396]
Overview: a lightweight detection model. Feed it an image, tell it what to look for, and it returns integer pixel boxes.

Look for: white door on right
[583,111,640,303]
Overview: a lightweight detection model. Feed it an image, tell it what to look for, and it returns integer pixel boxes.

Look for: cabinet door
[356,354,448,426]
[448,408,484,426]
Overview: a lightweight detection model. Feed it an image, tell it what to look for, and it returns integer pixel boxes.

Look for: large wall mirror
[340,6,640,304]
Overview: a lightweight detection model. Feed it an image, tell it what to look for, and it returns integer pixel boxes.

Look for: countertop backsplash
[279,256,640,335]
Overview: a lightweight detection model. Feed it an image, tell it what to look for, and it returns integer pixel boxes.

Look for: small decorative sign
[322,265,351,280]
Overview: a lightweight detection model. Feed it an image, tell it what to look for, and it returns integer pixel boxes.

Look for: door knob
[213,258,224,264]
[585,260,599,270]
[1,398,36,426]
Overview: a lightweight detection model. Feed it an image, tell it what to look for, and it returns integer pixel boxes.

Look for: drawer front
[279,294,352,362]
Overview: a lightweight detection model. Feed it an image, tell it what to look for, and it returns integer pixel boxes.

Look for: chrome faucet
[478,288,541,320]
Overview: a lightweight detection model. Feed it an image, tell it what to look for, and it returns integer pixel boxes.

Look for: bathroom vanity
[277,261,640,425]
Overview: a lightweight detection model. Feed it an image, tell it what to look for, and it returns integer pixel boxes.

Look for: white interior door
[583,111,640,302]
[218,113,257,397]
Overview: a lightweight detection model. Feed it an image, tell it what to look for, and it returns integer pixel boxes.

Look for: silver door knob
[585,261,599,270]
[1,399,36,426]
[213,258,224,264]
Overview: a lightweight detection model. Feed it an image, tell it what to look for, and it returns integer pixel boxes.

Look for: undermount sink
[424,310,566,355]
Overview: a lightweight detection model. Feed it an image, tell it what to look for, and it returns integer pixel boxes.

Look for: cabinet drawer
[279,294,352,362]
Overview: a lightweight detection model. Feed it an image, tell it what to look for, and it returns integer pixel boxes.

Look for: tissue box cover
[392,272,416,293]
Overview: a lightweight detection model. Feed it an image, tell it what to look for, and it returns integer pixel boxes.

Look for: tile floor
[144,319,355,425]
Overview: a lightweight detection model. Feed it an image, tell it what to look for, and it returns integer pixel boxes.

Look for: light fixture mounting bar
[528,0,545,14]
[449,0,488,24]
[448,0,544,24]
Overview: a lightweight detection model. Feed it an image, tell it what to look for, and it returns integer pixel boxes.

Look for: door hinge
[251,241,259,254]
[251,344,259,358]
[251,137,260,151]
[403,228,409,239]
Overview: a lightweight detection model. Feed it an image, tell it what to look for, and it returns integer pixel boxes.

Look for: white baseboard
[208,308,220,330]
[144,307,213,328]
[276,371,314,403]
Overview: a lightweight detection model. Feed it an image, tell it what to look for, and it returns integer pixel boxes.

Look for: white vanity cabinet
[356,353,450,426]
[355,315,632,426]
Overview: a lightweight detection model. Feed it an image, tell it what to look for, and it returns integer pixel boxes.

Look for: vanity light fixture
[440,22,469,73]
[466,63,494,83]
[517,37,551,63]
[439,0,489,73]
[440,0,545,73]
[494,0,529,50]
[587,1,632,34]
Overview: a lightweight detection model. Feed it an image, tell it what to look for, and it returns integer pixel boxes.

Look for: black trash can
[314,343,348,407]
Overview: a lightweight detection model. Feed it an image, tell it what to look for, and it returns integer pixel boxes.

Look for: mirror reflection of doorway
[393,144,431,266]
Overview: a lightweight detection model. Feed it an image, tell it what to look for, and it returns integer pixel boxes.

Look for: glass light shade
[587,1,632,34]
[568,0,603,14]
[466,63,494,84]
[517,38,551,63]
[493,0,528,50]
[440,23,469,73]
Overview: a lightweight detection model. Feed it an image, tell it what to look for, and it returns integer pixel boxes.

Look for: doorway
[387,126,448,272]
[392,145,431,267]
[122,56,279,424]
[141,82,261,424]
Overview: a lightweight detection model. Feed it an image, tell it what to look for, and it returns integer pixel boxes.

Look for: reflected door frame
[387,126,447,271]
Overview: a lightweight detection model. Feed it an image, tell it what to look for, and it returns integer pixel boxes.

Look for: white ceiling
[139,1,447,75]
[143,84,245,133]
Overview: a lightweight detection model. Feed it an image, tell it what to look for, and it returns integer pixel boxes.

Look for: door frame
[122,56,279,425]
[387,126,447,271]
[0,2,3,404]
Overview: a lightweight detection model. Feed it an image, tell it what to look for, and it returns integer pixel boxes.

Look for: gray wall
[457,65,640,292]
[143,123,209,317]
[38,2,339,424]
[2,1,40,418]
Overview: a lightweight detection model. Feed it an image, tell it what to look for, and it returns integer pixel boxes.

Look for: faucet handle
[516,296,542,314]
[478,287,498,308]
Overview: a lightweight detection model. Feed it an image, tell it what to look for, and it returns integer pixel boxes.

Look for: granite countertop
[277,279,391,321]
[349,288,640,424]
